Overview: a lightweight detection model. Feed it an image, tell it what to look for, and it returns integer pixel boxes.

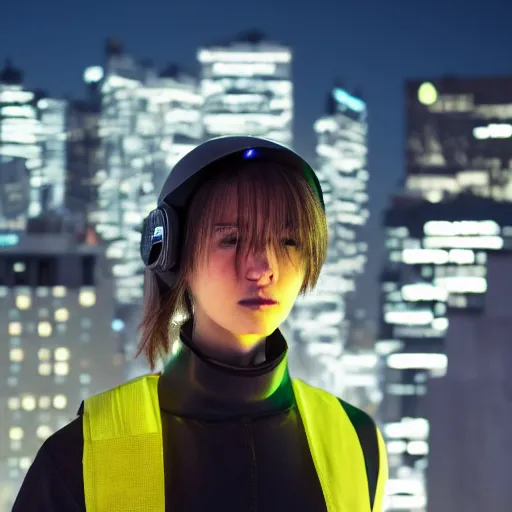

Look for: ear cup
[140,204,180,273]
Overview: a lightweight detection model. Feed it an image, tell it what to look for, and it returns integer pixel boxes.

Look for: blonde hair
[136,160,328,370]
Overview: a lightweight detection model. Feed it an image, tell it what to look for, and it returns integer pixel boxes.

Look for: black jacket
[13,324,378,511]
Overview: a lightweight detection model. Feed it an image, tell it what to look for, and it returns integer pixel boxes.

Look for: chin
[232,320,279,339]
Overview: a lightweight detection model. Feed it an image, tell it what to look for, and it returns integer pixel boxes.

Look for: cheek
[197,255,237,296]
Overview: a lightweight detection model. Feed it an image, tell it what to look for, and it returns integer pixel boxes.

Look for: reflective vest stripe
[83,375,165,512]
[83,375,385,511]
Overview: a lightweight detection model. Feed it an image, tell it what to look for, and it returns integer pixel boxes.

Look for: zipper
[242,416,257,512]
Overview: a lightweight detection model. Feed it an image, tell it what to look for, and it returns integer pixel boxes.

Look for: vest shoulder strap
[337,399,379,511]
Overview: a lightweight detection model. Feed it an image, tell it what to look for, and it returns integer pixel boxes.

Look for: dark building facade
[378,193,512,511]
[405,76,512,203]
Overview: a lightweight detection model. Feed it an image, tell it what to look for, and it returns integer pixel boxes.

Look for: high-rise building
[66,67,102,225]
[314,86,369,334]
[0,228,122,508]
[286,86,370,400]
[198,30,293,146]
[377,194,512,511]
[406,76,512,202]
[38,97,67,212]
[426,253,512,512]
[89,40,203,377]
[0,61,43,220]
[0,61,68,219]
[0,157,30,232]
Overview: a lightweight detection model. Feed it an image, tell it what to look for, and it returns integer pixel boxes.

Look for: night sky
[3,0,512,321]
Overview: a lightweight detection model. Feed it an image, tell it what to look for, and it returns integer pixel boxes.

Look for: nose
[244,249,276,283]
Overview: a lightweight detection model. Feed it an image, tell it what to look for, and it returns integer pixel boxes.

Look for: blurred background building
[88,38,203,379]
[4,26,512,511]
[65,67,102,228]
[198,30,293,146]
[0,60,68,219]
[426,252,512,512]
[405,76,512,202]
[287,83,376,411]
[378,75,512,511]
[0,224,122,509]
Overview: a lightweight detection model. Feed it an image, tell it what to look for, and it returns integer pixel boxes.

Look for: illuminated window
[19,457,31,470]
[39,396,51,409]
[10,441,22,454]
[13,262,25,272]
[54,362,69,376]
[9,348,24,362]
[9,427,24,441]
[52,286,67,297]
[80,373,92,385]
[53,395,67,409]
[8,397,20,410]
[54,308,69,322]
[54,347,70,361]
[21,395,36,411]
[16,295,31,310]
[38,321,52,337]
[36,425,53,440]
[36,287,49,297]
[38,363,52,376]
[79,290,96,307]
[38,348,51,360]
[9,310,20,322]
[9,322,22,336]
[81,318,92,330]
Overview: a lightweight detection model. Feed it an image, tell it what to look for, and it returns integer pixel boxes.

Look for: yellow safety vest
[83,374,387,512]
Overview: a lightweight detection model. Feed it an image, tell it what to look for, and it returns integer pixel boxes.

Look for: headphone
[140,135,325,287]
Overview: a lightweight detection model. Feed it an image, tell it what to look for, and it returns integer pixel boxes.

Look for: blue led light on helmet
[243,148,257,159]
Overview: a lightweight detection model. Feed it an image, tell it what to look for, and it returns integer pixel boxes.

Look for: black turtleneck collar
[158,321,296,420]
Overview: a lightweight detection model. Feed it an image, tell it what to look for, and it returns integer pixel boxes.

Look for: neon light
[0,234,20,247]
[333,88,366,113]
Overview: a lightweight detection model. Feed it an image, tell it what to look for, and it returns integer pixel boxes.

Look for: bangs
[184,161,328,293]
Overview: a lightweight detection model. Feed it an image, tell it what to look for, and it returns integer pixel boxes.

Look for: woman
[14,136,387,512]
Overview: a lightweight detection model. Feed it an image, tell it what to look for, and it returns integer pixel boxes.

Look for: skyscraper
[0,61,68,219]
[198,30,293,146]
[426,253,512,512]
[0,61,43,220]
[89,40,203,377]
[406,76,512,202]
[378,194,512,511]
[66,66,102,226]
[0,228,122,507]
[378,75,512,510]
[286,86,371,400]
[314,85,369,334]
[0,157,30,233]
[38,97,67,212]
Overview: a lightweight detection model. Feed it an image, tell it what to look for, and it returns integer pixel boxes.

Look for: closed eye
[221,235,238,245]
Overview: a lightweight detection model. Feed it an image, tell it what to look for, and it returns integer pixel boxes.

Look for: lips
[239,298,279,306]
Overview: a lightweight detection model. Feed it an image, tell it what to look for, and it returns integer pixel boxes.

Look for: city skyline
[3,0,512,320]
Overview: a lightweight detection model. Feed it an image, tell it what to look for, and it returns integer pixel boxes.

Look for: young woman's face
[187,192,305,353]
